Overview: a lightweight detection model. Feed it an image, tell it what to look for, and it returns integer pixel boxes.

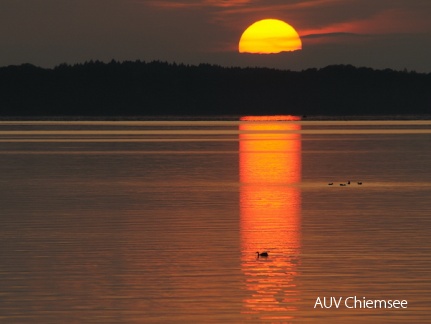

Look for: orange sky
[1,0,431,71]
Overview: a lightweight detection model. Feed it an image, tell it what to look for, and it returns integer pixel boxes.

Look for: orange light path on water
[240,115,301,121]
[239,116,301,320]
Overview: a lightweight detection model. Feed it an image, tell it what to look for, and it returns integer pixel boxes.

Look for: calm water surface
[1,119,431,323]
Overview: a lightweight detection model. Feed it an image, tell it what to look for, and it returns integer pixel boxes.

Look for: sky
[1,0,431,72]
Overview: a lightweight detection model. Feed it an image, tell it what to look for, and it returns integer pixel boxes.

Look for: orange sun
[239,19,302,54]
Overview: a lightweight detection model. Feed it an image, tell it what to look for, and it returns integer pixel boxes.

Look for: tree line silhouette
[1,60,430,117]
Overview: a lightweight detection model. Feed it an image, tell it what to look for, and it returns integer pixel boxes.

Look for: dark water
[1,120,430,323]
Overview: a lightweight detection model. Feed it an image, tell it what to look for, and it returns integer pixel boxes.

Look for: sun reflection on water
[239,116,302,321]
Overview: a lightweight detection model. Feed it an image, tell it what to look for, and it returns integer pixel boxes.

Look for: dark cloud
[301,32,367,39]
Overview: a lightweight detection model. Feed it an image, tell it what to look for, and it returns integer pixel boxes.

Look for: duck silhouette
[256,251,268,258]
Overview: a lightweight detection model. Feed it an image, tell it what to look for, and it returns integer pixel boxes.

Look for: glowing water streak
[239,116,302,320]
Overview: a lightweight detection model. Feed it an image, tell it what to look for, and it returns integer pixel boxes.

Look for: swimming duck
[256,251,268,257]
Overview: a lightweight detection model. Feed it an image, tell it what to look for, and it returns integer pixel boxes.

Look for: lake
[1,118,430,323]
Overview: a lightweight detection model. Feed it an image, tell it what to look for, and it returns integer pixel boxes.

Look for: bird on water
[256,251,268,257]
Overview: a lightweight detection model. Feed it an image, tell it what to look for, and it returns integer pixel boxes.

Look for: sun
[239,19,302,54]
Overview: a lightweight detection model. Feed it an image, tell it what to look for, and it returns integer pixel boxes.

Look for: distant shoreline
[1,115,431,122]
[2,62,431,117]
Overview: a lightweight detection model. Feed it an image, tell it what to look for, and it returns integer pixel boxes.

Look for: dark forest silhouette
[1,60,430,117]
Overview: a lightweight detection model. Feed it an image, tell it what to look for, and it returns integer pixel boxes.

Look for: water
[1,119,431,323]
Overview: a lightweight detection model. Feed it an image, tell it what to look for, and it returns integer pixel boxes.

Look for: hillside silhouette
[1,60,430,117]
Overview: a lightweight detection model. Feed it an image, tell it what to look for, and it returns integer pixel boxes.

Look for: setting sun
[239,19,302,54]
